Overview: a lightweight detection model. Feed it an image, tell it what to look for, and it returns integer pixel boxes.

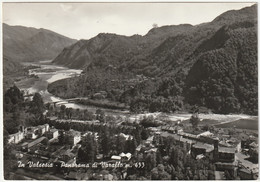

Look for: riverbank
[75,98,129,110]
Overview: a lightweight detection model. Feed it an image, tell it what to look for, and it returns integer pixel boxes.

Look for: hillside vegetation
[48,4,257,115]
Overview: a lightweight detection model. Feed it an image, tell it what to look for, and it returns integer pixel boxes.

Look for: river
[17,60,84,108]
[16,60,130,116]
[15,60,257,124]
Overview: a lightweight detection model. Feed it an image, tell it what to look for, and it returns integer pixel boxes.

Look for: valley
[3,3,258,181]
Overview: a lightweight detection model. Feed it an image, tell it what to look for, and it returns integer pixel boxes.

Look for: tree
[145,153,157,171]
[125,137,137,154]
[189,113,200,129]
[141,129,149,140]
[4,85,24,105]
[101,129,111,157]
[32,93,45,114]
[80,134,97,163]
[58,131,65,144]
[152,23,158,28]
[96,109,105,122]
[65,108,72,119]
[60,105,66,119]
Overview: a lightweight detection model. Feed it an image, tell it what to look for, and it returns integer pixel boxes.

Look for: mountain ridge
[3,23,77,63]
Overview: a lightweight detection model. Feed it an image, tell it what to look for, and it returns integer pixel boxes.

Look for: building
[161,125,183,134]
[65,130,81,146]
[119,133,133,140]
[218,147,236,162]
[26,132,37,139]
[249,147,258,162]
[46,128,59,139]
[8,131,24,144]
[191,142,214,160]
[37,124,49,136]
[215,161,237,173]
[144,148,158,154]
[161,132,181,140]
[179,137,193,149]
[136,144,145,152]
[8,125,30,144]
[197,131,214,137]
[26,126,39,139]
[119,152,132,161]
[111,155,121,160]
[82,132,99,141]
[179,131,199,140]
[21,136,47,151]
[238,168,255,180]
[145,136,154,145]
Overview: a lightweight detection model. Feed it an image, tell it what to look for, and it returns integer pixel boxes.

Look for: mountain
[49,4,257,115]
[3,23,77,90]
[52,24,195,69]
[3,23,77,63]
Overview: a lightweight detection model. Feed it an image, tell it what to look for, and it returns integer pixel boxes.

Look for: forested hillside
[49,4,257,115]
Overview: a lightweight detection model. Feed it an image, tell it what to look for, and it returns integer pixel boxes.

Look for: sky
[2,2,256,40]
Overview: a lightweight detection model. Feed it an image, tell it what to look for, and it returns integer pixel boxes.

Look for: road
[235,152,258,171]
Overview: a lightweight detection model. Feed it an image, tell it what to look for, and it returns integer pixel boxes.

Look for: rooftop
[65,130,81,136]
[27,136,46,148]
[180,137,194,144]
[111,155,121,160]
[218,147,236,154]
[192,142,214,152]
[161,132,181,141]
[179,131,198,139]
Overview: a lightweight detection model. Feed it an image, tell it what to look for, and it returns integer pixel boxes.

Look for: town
[7,110,258,180]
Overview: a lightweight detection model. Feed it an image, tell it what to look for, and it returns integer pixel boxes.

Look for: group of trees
[77,130,137,163]
[185,25,257,115]
[4,86,46,134]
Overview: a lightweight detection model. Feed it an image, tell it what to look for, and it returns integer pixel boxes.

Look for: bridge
[46,97,88,105]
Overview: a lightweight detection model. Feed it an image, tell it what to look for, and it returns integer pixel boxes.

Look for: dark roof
[180,137,193,144]
[48,128,58,133]
[215,161,236,166]
[28,136,46,148]
[239,168,252,174]
[192,142,214,152]
[65,130,81,136]
[218,147,236,154]
[160,132,180,140]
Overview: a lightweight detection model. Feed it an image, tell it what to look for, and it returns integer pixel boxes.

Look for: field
[215,118,258,130]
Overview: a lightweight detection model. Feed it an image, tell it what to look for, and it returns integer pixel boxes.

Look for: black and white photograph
[2,1,258,180]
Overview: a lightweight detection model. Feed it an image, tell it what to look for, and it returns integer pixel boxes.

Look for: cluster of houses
[146,124,258,179]
[9,122,135,165]
[7,118,258,180]
[8,124,80,151]
[8,124,54,144]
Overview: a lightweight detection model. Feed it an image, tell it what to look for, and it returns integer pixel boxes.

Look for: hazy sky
[3,2,256,40]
